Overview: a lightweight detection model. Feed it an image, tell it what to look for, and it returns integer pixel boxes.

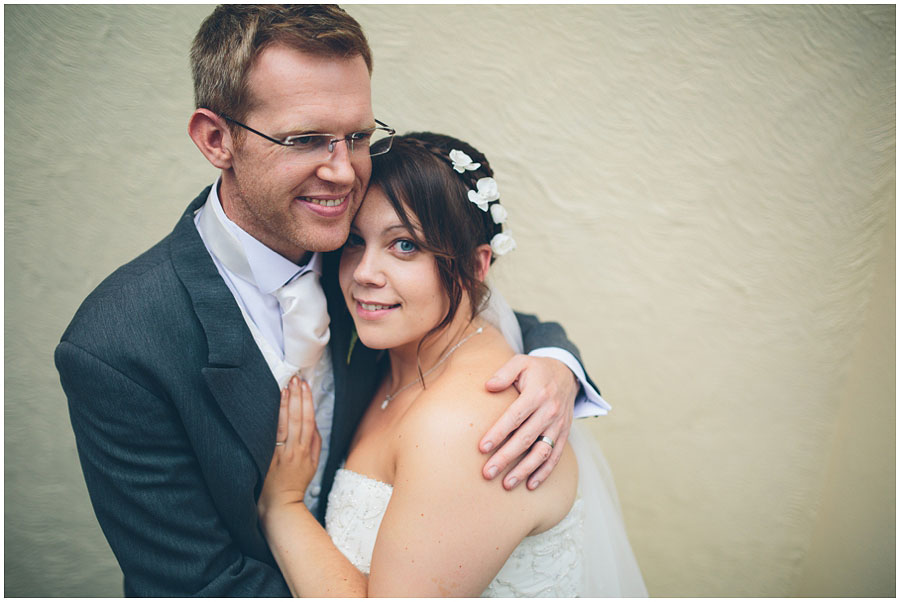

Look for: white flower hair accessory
[489,203,508,225]
[449,149,481,173]
[442,148,516,256]
[467,177,500,212]
[490,232,517,256]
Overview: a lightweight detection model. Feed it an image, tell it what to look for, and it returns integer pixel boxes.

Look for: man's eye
[288,135,325,148]
[349,131,373,142]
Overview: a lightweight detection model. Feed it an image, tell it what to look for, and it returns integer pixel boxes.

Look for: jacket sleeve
[514,311,601,396]
[56,340,290,597]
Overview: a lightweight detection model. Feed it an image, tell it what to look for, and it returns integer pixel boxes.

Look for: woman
[258,133,646,596]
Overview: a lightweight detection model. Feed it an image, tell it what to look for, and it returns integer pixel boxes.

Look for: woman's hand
[258,376,321,520]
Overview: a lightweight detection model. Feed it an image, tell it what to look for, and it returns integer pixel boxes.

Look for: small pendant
[380,397,390,410]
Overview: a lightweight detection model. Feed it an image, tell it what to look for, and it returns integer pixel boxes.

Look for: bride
[258,132,646,597]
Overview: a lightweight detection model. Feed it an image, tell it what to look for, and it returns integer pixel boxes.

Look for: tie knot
[275,269,331,371]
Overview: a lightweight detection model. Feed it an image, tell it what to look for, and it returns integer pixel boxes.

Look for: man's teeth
[302,196,345,207]
[360,302,395,311]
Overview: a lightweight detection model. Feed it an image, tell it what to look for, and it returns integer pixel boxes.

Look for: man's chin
[299,231,353,254]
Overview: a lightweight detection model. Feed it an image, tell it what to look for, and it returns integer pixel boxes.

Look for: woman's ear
[475,243,493,282]
[188,108,235,170]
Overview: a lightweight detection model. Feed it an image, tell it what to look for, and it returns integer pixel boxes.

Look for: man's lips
[298,195,346,208]
[296,195,350,216]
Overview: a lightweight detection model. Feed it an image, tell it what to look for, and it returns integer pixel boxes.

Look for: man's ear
[188,108,234,170]
[475,243,493,282]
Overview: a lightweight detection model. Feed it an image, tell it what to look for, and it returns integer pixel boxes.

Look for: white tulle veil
[481,282,648,597]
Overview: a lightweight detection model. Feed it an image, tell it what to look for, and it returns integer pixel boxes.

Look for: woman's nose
[353,248,385,287]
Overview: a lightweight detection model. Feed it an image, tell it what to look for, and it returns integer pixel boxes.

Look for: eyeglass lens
[288,128,393,160]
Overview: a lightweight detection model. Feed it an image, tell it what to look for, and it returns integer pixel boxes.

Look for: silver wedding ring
[275,441,286,447]
[536,435,555,449]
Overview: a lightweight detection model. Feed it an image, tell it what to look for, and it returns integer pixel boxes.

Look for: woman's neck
[384,308,480,398]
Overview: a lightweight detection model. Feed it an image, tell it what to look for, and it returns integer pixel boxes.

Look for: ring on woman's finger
[535,435,555,449]
[275,441,286,447]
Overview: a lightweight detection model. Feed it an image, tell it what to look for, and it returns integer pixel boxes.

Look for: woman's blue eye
[345,233,363,247]
[395,239,417,253]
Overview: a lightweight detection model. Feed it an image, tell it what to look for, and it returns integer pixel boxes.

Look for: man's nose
[316,140,357,187]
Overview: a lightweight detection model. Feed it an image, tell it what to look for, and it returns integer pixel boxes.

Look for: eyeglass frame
[221,114,396,157]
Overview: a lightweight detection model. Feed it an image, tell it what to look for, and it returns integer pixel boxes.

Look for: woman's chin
[353,328,395,351]
[359,338,391,351]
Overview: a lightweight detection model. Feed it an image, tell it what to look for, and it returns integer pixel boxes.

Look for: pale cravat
[274,270,331,374]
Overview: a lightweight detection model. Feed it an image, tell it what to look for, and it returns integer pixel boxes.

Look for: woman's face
[339,186,449,352]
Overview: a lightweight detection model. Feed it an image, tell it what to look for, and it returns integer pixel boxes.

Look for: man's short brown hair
[191,5,372,125]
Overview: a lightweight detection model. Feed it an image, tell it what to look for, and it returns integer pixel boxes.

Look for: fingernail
[487,465,499,479]
[529,479,540,489]
[506,477,518,488]
[482,441,493,452]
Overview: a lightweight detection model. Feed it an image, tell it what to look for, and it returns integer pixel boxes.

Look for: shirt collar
[209,177,322,294]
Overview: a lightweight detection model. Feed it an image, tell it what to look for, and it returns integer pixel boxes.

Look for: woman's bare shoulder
[392,323,578,532]
[406,324,517,435]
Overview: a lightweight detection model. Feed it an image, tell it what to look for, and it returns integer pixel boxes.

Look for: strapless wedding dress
[325,468,586,597]
[324,290,648,597]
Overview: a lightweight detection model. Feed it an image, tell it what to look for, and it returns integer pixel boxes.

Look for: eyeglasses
[222,115,396,163]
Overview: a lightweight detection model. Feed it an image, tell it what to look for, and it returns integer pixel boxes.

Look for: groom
[55,5,607,597]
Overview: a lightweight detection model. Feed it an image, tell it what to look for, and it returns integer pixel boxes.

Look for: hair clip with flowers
[447,149,516,256]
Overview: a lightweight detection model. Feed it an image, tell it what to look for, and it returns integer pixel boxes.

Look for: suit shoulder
[69,190,210,319]
[75,234,180,305]
[60,228,198,352]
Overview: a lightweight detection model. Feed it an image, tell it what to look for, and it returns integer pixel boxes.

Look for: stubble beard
[231,174,356,260]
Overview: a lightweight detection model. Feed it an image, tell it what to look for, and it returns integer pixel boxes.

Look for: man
[56,5,607,596]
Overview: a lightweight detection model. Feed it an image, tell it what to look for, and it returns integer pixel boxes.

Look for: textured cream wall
[5,5,894,597]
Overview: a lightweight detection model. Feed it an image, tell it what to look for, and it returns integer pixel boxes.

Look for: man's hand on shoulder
[479,355,578,490]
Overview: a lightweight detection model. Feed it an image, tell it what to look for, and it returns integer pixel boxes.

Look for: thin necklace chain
[380,326,484,410]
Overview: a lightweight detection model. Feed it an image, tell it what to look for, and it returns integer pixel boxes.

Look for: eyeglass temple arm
[375,119,396,134]
[223,114,395,143]
[221,115,292,146]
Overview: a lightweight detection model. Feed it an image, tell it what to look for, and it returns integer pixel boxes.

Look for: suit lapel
[170,189,280,478]
[165,193,380,512]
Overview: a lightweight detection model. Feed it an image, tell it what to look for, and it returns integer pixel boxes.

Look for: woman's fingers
[275,386,289,446]
[276,376,320,476]
[298,378,317,448]
[286,376,303,447]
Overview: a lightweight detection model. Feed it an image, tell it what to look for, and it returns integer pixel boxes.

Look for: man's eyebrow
[283,121,376,136]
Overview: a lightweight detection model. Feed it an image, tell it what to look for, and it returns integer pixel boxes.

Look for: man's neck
[216,175,310,266]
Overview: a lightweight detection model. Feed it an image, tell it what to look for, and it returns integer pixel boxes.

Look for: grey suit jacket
[56,187,590,597]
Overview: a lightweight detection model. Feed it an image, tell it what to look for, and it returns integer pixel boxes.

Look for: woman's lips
[355,299,400,319]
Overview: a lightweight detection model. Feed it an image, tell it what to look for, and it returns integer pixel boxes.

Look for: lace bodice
[324,468,585,597]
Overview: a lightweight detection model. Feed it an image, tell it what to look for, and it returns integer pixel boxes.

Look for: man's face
[220,45,374,262]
